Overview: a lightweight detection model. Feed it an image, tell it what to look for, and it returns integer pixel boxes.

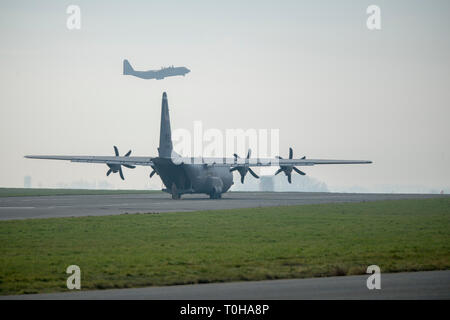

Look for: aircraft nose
[186,68,190,73]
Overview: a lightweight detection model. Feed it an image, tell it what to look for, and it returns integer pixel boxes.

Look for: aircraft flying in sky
[26,93,372,199]
[123,59,190,80]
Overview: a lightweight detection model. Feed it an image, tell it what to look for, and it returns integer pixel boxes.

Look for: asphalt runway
[0,192,446,220]
[2,270,449,300]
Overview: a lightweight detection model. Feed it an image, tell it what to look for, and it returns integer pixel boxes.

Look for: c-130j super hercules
[123,59,190,80]
[26,93,372,199]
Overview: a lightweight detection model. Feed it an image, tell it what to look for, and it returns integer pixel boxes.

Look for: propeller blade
[287,173,292,184]
[247,149,251,159]
[293,167,306,175]
[119,167,125,180]
[240,174,245,184]
[301,156,306,160]
[106,169,112,176]
[149,170,156,178]
[289,147,293,159]
[275,168,283,175]
[276,156,283,159]
[233,153,240,159]
[124,150,132,157]
[248,168,259,179]
[113,146,119,156]
[123,164,135,169]
[230,167,238,172]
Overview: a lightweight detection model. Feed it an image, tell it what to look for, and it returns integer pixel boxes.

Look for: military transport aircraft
[123,59,190,80]
[26,93,372,199]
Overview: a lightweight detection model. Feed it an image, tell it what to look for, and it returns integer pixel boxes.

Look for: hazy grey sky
[1,0,449,191]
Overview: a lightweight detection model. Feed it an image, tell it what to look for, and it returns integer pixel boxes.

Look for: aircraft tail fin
[158,92,173,158]
[123,59,135,75]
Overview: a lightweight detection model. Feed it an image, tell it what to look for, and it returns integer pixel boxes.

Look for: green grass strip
[0,198,449,295]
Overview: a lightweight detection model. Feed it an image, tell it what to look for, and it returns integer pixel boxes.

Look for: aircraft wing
[258,158,373,166]
[26,154,370,167]
[25,155,154,166]
[174,156,372,167]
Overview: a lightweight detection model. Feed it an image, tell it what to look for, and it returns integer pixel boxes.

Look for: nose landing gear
[209,187,222,199]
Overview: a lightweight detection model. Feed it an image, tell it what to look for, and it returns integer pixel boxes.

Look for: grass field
[0,188,161,197]
[0,198,449,295]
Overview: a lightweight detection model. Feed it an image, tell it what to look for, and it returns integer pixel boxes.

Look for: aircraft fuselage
[123,59,190,80]
[151,158,233,198]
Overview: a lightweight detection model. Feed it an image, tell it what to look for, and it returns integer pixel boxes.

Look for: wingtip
[162,92,167,99]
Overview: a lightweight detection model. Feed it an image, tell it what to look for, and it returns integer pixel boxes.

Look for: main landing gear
[209,190,222,199]
[171,183,181,200]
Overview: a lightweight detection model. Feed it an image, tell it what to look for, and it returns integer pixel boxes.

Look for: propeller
[106,146,135,180]
[230,149,259,183]
[274,147,306,184]
[149,165,157,179]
